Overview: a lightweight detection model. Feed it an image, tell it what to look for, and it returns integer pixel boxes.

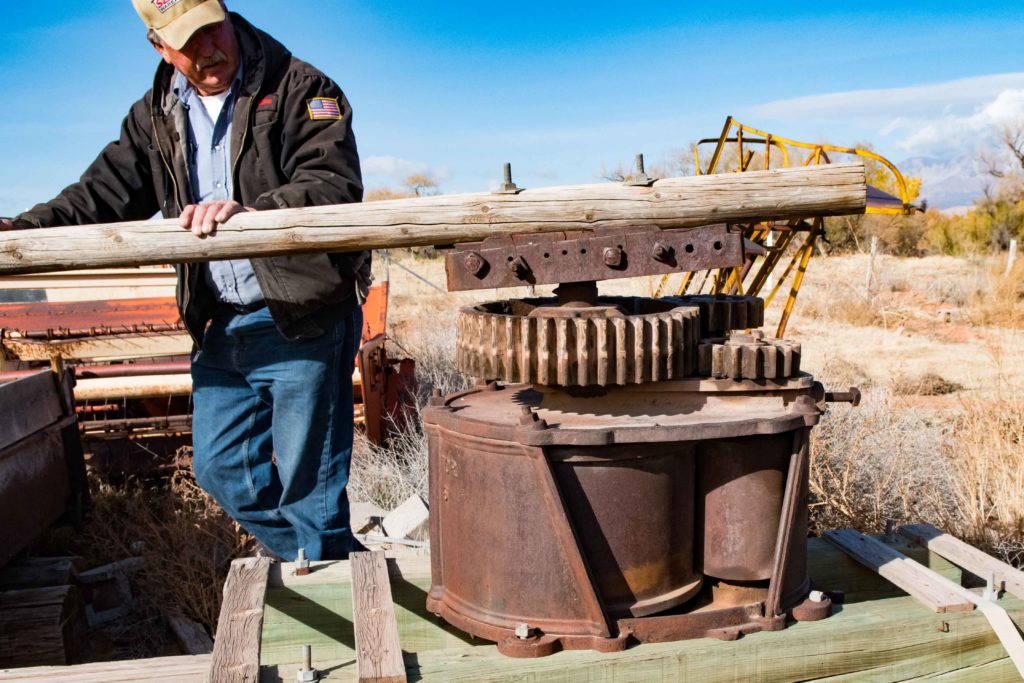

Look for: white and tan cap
[132,0,226,50]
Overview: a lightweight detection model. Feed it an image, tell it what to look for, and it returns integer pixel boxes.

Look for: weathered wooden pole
[0,163,865,276]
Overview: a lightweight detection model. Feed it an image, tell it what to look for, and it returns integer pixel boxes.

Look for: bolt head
[509,255,530,278]
[463,251,487,277]
[602,246,623,267]
[652,242,673,261]
[296,669,318,683]
[514,623,532,639]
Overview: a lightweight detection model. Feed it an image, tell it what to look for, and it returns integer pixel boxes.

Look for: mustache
[194,50,228,71]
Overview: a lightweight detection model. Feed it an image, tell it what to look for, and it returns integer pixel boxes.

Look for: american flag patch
[306,97,341,121]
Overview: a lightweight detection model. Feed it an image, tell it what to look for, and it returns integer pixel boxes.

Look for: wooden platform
[5,537,1023,682]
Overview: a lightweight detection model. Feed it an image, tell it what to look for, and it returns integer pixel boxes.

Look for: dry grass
[36,458,249,659]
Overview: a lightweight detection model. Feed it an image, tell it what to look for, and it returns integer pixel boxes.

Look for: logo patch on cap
[152,0,183,13]
[306,97,342,121]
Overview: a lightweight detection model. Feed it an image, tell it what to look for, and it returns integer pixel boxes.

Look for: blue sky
[2,1,1023,215]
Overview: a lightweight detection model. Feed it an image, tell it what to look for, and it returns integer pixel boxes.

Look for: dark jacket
[15,13,369,345]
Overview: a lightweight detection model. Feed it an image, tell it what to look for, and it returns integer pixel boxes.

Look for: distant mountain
[896,155,993,210]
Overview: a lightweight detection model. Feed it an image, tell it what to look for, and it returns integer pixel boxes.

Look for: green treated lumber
[257,547,1023,683]
[808,536,962,604]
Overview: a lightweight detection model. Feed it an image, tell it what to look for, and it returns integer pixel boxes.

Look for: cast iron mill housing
[422,194,858,657]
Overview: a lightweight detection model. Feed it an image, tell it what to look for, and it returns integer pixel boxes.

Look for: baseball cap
[132,0,227,50]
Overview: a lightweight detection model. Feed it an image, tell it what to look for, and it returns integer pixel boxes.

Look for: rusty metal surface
[0,297,182,337]
[424,377,824,656]
[698,332,802,380]
[446,225,743,291]
[424,379,818,447]
[456,297,700,387]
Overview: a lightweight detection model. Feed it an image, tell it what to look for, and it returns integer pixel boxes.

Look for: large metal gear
[697,332,802,380]
[456,296,701,387]
[667,295,765,335]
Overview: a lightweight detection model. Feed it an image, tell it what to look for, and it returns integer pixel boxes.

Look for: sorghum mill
[422,171,861,657]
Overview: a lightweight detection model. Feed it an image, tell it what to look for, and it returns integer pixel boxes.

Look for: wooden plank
[0,420,73,566]
[824,528,974,613]
[807,536,962,604]
[0,585,84,667]
[258,551,1024,683]
[168,615,214,655]
[0,163,866,275]
[209,557,271,683]
[0,654,210,682]
[0,370,62,451]
[0,557,78,590]
[351,551,407,683]
[1,332,192,362]
[901,523,1024,600]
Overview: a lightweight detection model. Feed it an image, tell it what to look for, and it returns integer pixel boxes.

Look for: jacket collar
[151,12,292,116]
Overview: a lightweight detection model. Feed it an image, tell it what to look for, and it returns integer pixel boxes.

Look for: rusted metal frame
[11,322,185,340]
[764,426,811,618]
[445,225,743,292]
[746,229,797,297]
[723,226,767,295]
[526,447,615,639]
[775,224,821,338]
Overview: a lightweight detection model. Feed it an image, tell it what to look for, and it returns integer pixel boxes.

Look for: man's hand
[179,200,254,238]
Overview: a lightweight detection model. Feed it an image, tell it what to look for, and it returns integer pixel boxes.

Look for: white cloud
[889,88,1024,157]
[747,72,1024,124]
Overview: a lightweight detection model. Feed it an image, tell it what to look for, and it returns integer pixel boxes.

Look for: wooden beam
[824,529,974,613]
[0,163,866,275]
[351,551,407,683]
[901,523,1024,600]
[0,370,62,451]
[1,333,192,362]
[0,654,211,682]
[0,585,84,667]
[209,557,271,683]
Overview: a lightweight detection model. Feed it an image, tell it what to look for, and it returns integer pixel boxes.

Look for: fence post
[1007,238,1018,276]
[866,235,878,295]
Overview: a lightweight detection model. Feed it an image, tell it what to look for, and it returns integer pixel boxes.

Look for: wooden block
[351,551,407,683]
[824,528,974,613]
[381,495,429,541]
[209,557,271,683]
[0,556,79,590]
[901,523,1024,600]
[168,615,214,655]
[0,420,73,566]
[0,370,62,451]
[1,332,192,362]
[0,585,85,667]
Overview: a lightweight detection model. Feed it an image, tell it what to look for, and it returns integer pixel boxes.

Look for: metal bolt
[463,251,487,277]
[884,520,896,544]
[983,572,1003,602]
[508,255,531,279]
[518,406,548,430]
[808,590,827,603]
[635,153,646,175]
[602,246,623,268]
[497,162,522,194]
[295,547,310,576]
[296,644,319,682]
[937,621,950,633]
[652,242,673,262]
[427,388,445,407]
[514,623,533,639]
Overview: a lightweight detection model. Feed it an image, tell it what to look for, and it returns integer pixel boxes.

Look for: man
[0,0,369,561]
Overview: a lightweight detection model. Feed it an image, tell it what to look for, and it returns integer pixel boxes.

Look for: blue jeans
[191,305,360,561]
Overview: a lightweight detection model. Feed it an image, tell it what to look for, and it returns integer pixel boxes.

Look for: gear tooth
[576,318,590,386]
[614,317,628,385]
[537,317,552,385]
[595,319,609,385]
[764,343,779,378]
[791,342,802,375]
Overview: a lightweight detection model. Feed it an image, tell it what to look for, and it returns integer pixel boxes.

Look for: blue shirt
[173,69,264,307]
